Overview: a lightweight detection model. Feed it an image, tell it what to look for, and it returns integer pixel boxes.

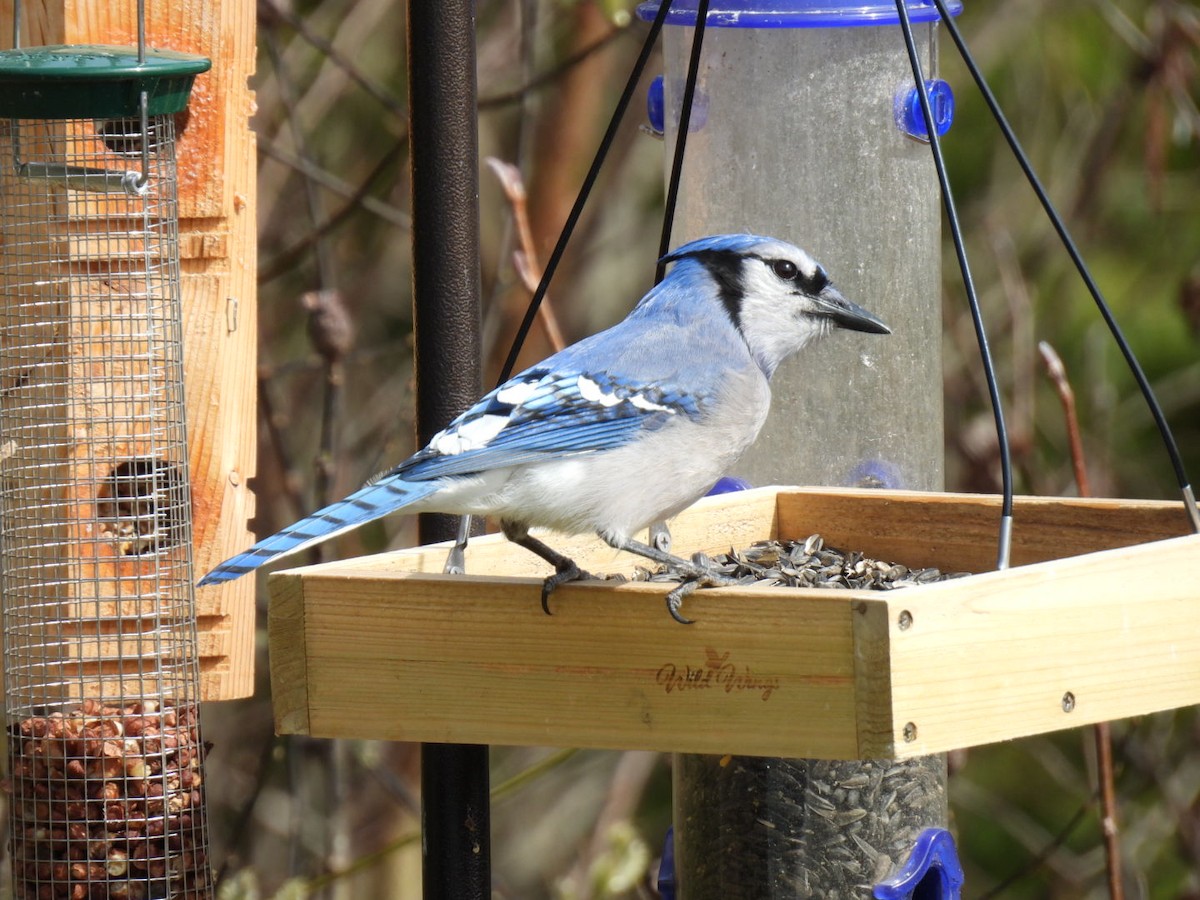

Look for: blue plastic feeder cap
[636,0,963,28]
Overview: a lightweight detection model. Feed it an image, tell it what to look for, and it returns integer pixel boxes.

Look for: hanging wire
[498,1,674,383]
[137,0,146,64]
[894,0,1014,569]
[655,0,711,283]
[930,0,1200,534]
[447,0,677,570]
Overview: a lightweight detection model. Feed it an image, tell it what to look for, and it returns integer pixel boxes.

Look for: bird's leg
[443,514,472,575]
[501,521,598,615]
[602,534,737,624]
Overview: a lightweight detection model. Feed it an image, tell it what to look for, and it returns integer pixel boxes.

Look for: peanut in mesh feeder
[0,42,213,900]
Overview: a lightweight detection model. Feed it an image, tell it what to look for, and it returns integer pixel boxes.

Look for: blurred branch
[1038,342,1091,496]
[258,139,413,229]
[486,157,567,352]
[258,0,407,117]
[478,24,630,112]
[258,25,627,286]
[304,289,356,508]
[257,367,309,521]
[257,19,627,288]
[1039,341,1122,899]
[297,748,579,896]
[974,798,1092,900]
[262,31,354,894]
[560,751,660,900]
[214,735,285,891]
[1072,2,1200,220]
[264,27,337,290]
[258,138,411,284]
[990,223,1035,483]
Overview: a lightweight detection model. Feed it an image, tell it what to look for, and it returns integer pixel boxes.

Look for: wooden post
[1,0,258,700]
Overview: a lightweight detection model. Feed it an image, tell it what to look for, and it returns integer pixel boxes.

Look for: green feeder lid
[0,45,211,119]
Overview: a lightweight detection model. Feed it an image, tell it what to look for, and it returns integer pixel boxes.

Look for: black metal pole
[406,0,489,895]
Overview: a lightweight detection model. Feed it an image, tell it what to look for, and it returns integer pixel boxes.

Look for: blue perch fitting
[647,75,666,135]
[897,78,956,140]
[874,828,965,900]
[657,826,677,900]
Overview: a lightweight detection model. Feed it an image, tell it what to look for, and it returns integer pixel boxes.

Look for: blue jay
[199,234,890,622]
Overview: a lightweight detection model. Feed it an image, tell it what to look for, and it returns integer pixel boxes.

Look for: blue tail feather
[197,476,440,586]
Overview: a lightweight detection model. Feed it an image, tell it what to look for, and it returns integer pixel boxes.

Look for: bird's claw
[539,561,599,615]
[665,582,697,625]
[663,567,738,625]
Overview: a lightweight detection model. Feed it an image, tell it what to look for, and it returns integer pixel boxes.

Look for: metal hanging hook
[8,0,154,196]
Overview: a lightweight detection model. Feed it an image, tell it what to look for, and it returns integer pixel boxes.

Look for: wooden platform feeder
[268,486,1200,759]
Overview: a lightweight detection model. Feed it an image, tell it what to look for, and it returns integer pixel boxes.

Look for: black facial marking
[802,266,829,295]
[689,249,746,330]
[751,253,830,296]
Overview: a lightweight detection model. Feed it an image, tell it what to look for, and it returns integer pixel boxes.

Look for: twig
[303,289,355,509]
[258,138,412,228]
[976,802,1092,900]
[299,748,579,895]
[563,751,660,900]
[258,0,407,117]
[1091,721,1123,900]
[258,138,410,284]
[486,157,567,352]
[256,367,309,521]
[213,734,284,890]
[478,25,629,112]
[1038,342,1091,498]
[1038,341,1122,900]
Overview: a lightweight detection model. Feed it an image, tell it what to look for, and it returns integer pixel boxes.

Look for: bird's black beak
[813,286,891,335]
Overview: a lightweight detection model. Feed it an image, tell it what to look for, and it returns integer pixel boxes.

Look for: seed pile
[8,699,209,899]
[633,534,968,590]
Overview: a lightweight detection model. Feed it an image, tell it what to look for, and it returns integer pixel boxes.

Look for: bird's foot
[663,554,738,625]
[540,561,602,615]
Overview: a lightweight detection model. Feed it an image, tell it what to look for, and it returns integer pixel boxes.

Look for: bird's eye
[771,259,798,280]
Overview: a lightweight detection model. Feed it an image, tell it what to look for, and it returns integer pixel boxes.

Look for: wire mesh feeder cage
[0,44,213,900]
